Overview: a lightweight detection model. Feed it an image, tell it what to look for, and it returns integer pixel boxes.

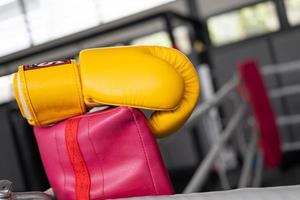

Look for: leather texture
[34,107,174,200]
[14,46,200,137]
[13,60,86,126]
[116,185,300,200]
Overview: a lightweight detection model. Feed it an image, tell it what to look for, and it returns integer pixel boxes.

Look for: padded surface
[117,185,300,200]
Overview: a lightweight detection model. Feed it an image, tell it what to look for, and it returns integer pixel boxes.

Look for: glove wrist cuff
[13,60,86,126]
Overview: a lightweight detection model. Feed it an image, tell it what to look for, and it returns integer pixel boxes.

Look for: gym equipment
[34,107,174,200]
[183,59,300,193]
[0,11,208,190]
[13,46,200,137]
[238,61,282,167]
[3,47,300,199]
[0,180,51,200]
[11,46,201,199]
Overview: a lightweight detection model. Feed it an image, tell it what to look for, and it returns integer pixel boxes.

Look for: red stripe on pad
[65,118,91,200]
[238,60,282,168]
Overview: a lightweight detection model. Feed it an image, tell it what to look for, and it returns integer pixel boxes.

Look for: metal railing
[183,59,300,193]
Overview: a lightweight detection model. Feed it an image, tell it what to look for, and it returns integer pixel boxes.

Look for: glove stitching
[72,62,85,113]
[20,68,40,125]
[147,47,200,136]
[87,116,105,200]
[54,125,67,200]
[129,107,158,194]
[13,73,26,118]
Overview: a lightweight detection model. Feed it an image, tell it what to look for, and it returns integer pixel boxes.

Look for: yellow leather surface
[13,60,86,126]
[80,46,184,110]
[146,47,200,137]
[80,46,200,137]
[14,73,25,118]
[13,46,200,137]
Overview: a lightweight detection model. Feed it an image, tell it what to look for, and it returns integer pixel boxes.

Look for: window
[0,0,174,56]
[24,0,174,45]
[24,0,101,45]
[94,0,174,23]
[0,74,14,104]
[131,31,172,47]
[207,1,280,46]
[131,26,192,55]
[173,26,193,55]
[0,0,31,56]
[285,0,300,25]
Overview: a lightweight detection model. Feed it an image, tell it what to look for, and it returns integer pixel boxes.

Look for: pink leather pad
[34,107,174,200]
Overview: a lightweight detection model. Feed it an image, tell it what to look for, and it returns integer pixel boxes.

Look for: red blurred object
[238,60,282,168]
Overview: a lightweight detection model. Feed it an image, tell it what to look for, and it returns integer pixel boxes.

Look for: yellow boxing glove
[14,46,200,137]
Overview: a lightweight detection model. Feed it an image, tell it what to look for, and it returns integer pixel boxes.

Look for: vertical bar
[252,150,264,187]
[273,0,290,30]
[217,167,231,190]
[185,0,201,19]
[236,124,248,158]
[17,0,34,46]
[199,65,231,190]
[163,13,177,48]
[183,104,247,193]
[238,128,258,188]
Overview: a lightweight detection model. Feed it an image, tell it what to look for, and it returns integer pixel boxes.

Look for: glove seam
[85,99,176,111]
[13,73,26,118]
[129,107,158,194]
[87,117,105,199]
[54,125,67,200]
[71,61,86,114]
[20,66,40,125]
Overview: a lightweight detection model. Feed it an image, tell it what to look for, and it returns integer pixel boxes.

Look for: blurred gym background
[1,0,300,193]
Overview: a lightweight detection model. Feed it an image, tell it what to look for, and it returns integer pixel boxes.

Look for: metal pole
[217,167,231,190]
[273,0,290,30]
[262,60,300,75]
[238,129,258,188]
[270,84,300,98]
[236,123,248,159]
[17,0,34,46]
[282,141,300,152]
[183,103,247,193]
[277,114,300,126]
[186,76,238,126]
[163,13,177,48]
[252,150,263,187]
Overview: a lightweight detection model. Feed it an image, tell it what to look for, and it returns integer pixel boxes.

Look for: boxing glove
[13,46,200,137]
